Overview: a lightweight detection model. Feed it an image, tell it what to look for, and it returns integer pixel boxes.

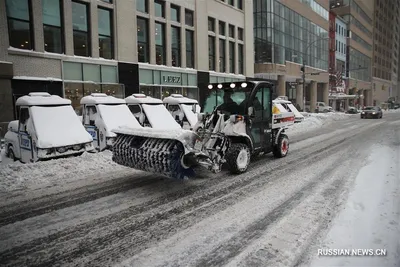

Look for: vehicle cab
[4,92,94,163]
[80,93,141,151]
[163,94,200,130]
[125,94,182,130]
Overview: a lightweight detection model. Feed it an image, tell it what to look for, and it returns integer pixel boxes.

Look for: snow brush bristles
[112,134,195,179]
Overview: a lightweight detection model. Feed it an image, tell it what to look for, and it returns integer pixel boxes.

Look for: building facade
[371,0,400,105]
[0,0,254,128]
[331,0,374,108]
[254,0,330,112]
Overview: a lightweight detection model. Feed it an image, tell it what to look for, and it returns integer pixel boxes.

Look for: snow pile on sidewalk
[287,112,352,135]
[382,109,400,113]
[0,151,136,192]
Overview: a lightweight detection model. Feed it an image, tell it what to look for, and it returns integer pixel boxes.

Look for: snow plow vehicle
[111,81,294,179]
[163,94,200,130]
[4,92,94,163]
[80,93,140,151]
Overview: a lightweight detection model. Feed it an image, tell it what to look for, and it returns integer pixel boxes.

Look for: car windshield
[203,89,248,115]
[363,107,375,110]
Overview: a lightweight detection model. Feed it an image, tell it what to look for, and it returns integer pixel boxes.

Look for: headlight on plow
[72,144,81,151]
[57,147,66,153]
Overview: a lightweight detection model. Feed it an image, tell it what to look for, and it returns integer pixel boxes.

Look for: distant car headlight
[372,112,376,114]
[361,112,365,114]
[57,147,66,153]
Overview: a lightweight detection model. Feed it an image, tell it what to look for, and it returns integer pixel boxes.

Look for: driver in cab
[216,91,240,114]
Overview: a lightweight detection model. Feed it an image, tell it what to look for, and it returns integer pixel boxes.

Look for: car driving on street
[360,106,383,119]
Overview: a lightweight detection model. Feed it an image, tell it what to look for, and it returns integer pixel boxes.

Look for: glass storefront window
[83,64,101,83]
[101,65,117,83]
[64,62,82,80]
[140,86,161,99]
[162,87,182,98]
[64,83,84,114]
[182,87,198,100]
[102,84,124,98]
[83,83,101,96]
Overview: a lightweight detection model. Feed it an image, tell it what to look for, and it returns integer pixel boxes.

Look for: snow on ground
[0,112,352,193]
[308,144,400,267]
[287,112,353,135]
[0,150,135,193]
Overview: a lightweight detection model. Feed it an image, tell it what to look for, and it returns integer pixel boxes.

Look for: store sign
[161,71,182,85]
[163,75,181,84]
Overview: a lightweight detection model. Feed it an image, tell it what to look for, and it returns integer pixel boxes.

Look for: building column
[310,80,317,113]
[277,75,286,97]
[295,79,303,110]
[89,0,99,58]
[322,82,329,105]
[32,0,45,53]
[165,1,172,67]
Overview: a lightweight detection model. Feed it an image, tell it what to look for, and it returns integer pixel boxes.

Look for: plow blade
[111,127,197,179]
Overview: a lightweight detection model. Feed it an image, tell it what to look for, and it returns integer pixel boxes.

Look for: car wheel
[226,143,251,174]
[8,146,16,161]
[273,134,289,158]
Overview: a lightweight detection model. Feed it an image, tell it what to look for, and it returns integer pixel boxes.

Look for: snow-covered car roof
[163,94,198,105]
[125,94,163,104]
[16,92,71,106]
[273,99,291,104]
[80,93,125,105]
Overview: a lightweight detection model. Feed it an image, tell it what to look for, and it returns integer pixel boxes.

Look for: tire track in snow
[0,118,365,227]
[0,120,383,266]
[193,150,362,267]
[2,121,381,267]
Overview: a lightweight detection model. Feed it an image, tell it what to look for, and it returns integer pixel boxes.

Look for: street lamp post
[301,37,330,112]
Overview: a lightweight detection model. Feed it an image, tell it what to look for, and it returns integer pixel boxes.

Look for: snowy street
[0,112,399,266]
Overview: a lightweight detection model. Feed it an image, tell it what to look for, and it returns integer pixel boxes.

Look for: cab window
[252,86,271,120]
[19,108,30,132]
[84,106,97,126]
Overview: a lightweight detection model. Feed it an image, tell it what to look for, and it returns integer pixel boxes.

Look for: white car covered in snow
[4,92,94,163]
[80,93,141,151]
[125,94,182,130]
[163,94,200,130]
[273,98,304,123]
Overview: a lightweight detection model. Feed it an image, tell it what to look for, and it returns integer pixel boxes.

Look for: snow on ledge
[13,76,63,82]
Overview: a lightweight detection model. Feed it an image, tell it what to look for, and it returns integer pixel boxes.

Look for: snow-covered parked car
[4,92,94,163]
[273,98,304,123]
[125,94,182,130]
[305,101,333,113]
[80,93,142,151]
[163,94,200,130]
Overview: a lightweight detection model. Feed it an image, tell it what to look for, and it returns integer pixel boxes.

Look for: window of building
[72,1,90,57]
[208,17,215,32]
[219,21,225,35]
[171,26,180,67]
[219,39,226,72]
[154,0,165,18]
[238,43,243,74]
[98,8,113,59]
[170,4,180,22]
[42,0,63,53]
[237,0,243,9]
[101,0,112,3]
[137,17,149,63]
[238,27,243,40]
[186,30,194,68]
[229,0,234,6]
[137,0,148,13]
[185,9,194,26]
[209,36,215,71]
[6,0,33,50]
[155,22,165,65]
[229,41,235,73]
[228,24,235,38]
